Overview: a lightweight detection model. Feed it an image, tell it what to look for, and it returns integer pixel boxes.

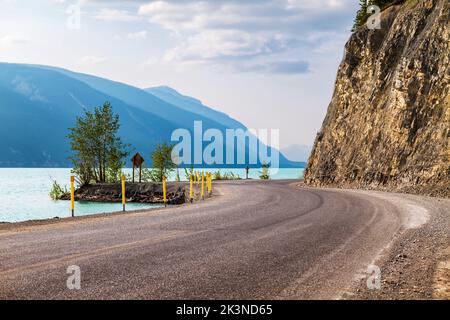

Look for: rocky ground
[59,182,186,205]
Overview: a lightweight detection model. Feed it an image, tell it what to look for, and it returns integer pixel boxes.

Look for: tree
[353,0,400,30]
[144,143,176,182]
[106,148,126,183]
[68,102,130,185]
[353,0,370,30]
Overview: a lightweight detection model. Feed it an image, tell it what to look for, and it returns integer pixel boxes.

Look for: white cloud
[136,0,356,73]
[93,8,140,22]
[0,34,29,46]
[164,30,293,63]
[286,0,346,10]
[80,55,108,64]
[127,30,147,40]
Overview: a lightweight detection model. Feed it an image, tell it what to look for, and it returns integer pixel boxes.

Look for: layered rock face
[305,0,449,197]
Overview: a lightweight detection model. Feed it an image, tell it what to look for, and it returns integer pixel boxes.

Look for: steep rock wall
[305,0,449,197]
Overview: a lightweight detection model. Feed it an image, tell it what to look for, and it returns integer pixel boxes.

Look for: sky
[0,0,359,149]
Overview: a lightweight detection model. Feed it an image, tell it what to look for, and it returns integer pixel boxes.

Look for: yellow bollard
[189,174,194,203]
[201,172,205,200]
[207,173,212,196]
[70,176,75,217]
[210,173,213,195]
[163,176,167,207]
[121,175,126,212]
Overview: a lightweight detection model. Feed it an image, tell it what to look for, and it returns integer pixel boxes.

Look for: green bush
[49,180,69,200]
[212,170,241,181]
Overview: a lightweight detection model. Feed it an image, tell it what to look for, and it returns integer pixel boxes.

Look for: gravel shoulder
[335,190,450,300]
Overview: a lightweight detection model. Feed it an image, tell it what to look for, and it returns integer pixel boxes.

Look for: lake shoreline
[0,184,224,232]
[0,168,304,223]
[58,182,186,205]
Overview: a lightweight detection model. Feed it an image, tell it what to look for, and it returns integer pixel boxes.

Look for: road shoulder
[332,190,449,299]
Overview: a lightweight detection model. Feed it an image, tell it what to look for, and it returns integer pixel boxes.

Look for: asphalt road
[0,180,431,299]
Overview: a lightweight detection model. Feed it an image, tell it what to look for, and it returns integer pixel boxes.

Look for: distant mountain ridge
[146,86,243,130]
[0,62,302,168]
[281,144,312,163]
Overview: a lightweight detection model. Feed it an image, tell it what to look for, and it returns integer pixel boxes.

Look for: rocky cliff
[305,0,449,197]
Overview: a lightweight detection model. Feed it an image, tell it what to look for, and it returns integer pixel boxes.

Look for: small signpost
[131,153,145,183]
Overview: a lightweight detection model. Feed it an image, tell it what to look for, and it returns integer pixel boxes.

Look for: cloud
[93,8,140,22]
[0,34,30,46]
[250,60,310,74]
[164,30,294,63]
[127,30,147,39]
[138,0,354,32]
[137,0,356,74]
[80,55,108,64]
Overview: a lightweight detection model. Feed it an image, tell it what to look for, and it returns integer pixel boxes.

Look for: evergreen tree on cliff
[353,0,403,30]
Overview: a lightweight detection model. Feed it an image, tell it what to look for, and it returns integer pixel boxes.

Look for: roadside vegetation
[212,170,241,181]
[68,102,130,186]
[49,180,69,200]
[182,167,242,181]
[142,143,176,182]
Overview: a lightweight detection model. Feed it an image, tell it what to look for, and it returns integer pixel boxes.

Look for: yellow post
[207,173,212,196]
[210,173,213,195]
[163,176,167,207]
[121,175,126,212]
[70,176,75,217]
[189,174,194,203]
[201,172,205,200]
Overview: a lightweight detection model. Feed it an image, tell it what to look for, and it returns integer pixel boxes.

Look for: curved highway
[0,180,430,299]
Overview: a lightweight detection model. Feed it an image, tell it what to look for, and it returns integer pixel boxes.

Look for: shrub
[212,170,241,181]
[49,180,69,200]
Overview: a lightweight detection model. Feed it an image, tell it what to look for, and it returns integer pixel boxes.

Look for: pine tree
[353,0,370,31]
[353,0,401,31]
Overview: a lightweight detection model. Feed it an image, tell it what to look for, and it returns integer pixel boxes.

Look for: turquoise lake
[0,168,304,223]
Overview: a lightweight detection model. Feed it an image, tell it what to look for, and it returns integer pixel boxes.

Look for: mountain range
[0,62,302,168]
[280,144,312,163]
